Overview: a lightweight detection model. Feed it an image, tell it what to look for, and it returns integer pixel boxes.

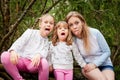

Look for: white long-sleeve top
[75,27,113,67]
[8,29,49,59]
[48,42,86,69]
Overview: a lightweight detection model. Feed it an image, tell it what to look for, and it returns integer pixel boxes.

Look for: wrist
[9,50,15,53]
[93,63,97,69]
[36,53,41,58]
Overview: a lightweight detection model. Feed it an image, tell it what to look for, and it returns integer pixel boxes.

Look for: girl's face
[57,24,69,42]
[39,15,54,37]
[68,16,83,38]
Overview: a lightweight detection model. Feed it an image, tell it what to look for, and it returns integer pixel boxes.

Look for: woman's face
[68,16,83,38]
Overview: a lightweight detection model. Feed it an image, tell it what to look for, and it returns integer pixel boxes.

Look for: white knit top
[48,42,86,69]
[8,29,49,59]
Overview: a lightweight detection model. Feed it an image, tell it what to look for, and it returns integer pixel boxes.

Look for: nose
[47,23,50,27]
[73,24,77,29]
[61,28,65,31]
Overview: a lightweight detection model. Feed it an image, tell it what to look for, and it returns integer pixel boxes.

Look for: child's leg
[64,70,73,80]
[54,69,64,80]
[23,58,49,80]
[1,52,25,80]
[38,58,49,80]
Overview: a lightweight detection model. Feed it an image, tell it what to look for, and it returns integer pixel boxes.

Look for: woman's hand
[83,63,97,72]
[10,50,19,65]
[31,54,41,67]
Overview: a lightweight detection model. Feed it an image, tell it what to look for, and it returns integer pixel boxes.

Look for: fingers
[84,64,90,72]
[49,66,53,72]
[10,52,19,65]
[31,58,40,67]
[31,54,41,67]
[83,63,97,72]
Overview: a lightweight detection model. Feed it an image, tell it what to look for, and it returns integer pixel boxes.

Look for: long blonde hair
[52,21,73,46]
[65,11,90,53]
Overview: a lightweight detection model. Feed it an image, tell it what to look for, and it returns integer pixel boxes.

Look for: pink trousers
[54,69,73,80]
[1,52,49,80]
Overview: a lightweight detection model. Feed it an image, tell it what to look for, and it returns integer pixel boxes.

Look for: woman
[65,11,115,80]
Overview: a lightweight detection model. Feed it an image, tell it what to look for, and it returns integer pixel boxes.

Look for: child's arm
[8,29,32,53]
[72,42,86,68]
[9,50,19,65]
[46,42,53,72]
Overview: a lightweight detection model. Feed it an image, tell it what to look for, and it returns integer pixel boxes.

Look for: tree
[0,0,120,79]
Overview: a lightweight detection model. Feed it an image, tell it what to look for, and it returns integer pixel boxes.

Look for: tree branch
[31,0,63,29]
[0,72,12,80]
[43,0,62,14]
[0,0,36,51]
[112,46,120,63]
[0,0,4,18]
[40,0,48,15]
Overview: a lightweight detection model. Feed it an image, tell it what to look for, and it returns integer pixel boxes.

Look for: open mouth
[45,28,50,31]
[61,32,65,35]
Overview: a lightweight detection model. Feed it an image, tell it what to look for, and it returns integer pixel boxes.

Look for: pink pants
[1,52,49,80]
[54,69,73,80]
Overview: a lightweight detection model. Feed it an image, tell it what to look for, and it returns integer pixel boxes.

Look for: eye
[75,21,79,25]
[58,27,61,29]
[69,23,73,27]
[44,21,48,23]
[64,27,68,29]
[50,22,54,25]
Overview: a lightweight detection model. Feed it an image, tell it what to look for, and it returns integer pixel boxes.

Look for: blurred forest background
[0,0,120,80]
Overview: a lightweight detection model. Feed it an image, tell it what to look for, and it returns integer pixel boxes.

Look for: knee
[40,58,49,70]
[100,77,106,80]
[93,75,106,80]
[1,51,10,64]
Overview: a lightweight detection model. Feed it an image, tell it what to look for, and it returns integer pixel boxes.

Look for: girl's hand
[31,54,41,67]
[10,50,19,65]
[49,65,53,72]
[83,63,97,72]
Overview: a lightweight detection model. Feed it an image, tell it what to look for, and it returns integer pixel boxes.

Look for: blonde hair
[65,11,90,53]
[38,13,54,26]
[52,21,73,46]
[32,13,54,29]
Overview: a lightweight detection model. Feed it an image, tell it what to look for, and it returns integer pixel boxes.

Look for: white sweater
[9,29,49,59]
[48,42,86,69]
[75,28,112,67]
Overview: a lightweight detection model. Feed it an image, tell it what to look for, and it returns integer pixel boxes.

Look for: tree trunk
[0,0,36,53]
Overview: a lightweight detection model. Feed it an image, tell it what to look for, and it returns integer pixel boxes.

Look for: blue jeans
[98,65,114,71]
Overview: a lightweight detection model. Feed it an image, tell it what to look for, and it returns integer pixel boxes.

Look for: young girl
[65,11,115,80]
[48,21,86,80]
[1,14,55,80]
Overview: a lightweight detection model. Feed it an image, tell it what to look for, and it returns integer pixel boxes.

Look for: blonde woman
[65,11,115,80]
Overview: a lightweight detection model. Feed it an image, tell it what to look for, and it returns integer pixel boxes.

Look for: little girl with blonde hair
[48,21,86,80]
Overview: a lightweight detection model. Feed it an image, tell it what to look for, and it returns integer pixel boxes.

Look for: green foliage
[0,0,120,79]
[114,66,120,79]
